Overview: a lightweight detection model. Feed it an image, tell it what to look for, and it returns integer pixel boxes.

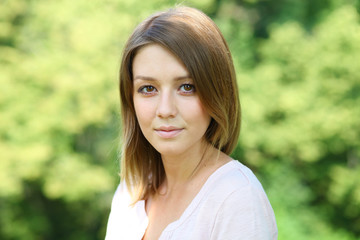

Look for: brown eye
[180,84,195,93]
[138,85,157,95]
[144,86,155,92]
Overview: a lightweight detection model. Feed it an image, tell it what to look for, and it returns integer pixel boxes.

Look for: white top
[105,160,278,240]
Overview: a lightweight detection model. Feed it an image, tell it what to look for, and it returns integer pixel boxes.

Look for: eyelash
[138,85,156,95]
[137,84,196,95]
[179,84,196,93]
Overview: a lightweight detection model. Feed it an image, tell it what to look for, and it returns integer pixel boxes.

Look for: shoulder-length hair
[119,6,241,203]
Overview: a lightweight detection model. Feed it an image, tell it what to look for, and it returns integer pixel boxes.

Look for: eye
[138,85,157,95]
[179,84,195,94]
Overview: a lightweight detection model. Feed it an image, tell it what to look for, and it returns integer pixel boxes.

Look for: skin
[132,44,231,240]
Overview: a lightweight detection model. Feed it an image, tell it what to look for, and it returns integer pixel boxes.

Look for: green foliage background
[1,0,359,239]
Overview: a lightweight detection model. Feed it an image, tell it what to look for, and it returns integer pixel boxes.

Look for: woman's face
[132,44,211,157]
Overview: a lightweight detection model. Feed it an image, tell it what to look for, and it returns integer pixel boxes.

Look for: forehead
[132,44,189,81]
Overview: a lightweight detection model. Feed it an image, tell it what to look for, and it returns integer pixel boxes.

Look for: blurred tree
[230,4,360,239]
[0,0,359,239]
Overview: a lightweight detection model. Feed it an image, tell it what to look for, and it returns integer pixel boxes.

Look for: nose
[156,91,177,119]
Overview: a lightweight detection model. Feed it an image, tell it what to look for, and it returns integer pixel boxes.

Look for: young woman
[106,6,277,240]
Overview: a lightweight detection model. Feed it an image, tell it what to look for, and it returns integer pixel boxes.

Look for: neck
[160,142,218,193]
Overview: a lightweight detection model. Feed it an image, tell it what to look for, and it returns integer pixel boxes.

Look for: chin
[154,145,185,157]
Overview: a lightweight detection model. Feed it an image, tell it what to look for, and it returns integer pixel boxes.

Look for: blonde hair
[119,6,241,202]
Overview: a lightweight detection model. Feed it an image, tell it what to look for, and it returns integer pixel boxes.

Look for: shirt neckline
[141,160,238,234]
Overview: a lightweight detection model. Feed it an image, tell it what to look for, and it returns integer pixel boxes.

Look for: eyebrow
[133,75,192,81]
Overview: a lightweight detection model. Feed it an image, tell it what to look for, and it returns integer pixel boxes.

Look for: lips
[155,126,183,138]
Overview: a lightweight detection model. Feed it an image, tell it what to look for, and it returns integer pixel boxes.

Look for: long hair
[119,6,241,203]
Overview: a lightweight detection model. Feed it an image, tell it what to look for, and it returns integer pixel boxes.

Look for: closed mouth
[155,127,183,138]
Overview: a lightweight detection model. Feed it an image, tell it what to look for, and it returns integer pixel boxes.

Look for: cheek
[133,98,155,126]
[181,98,211,126]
